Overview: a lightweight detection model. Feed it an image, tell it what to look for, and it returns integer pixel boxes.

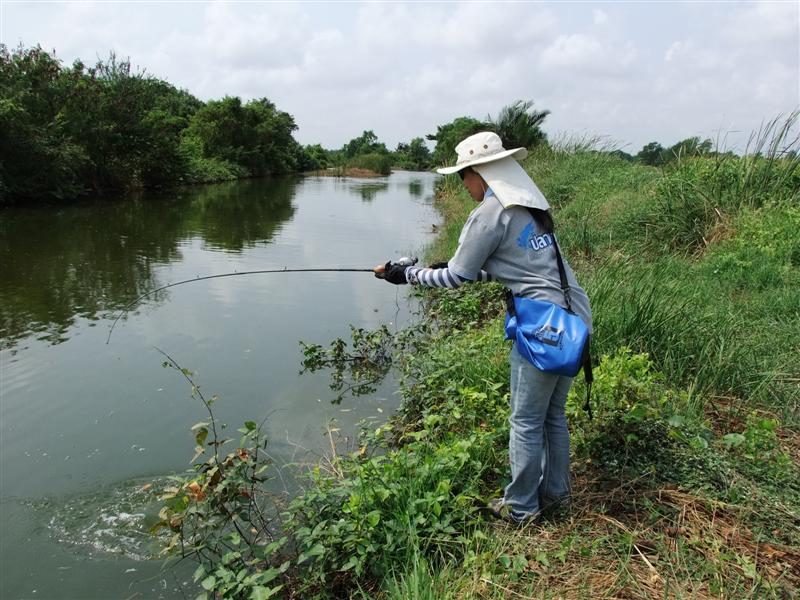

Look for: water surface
[0,172,439,598]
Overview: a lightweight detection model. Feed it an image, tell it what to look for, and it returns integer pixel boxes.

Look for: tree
[297,144,329,171]
[182,96,299,177]
[636,142,666,166]
[395,137,432,171]
[608,149,634,162]
[488,99,550,149]
[427,116,491,167]
[0,43,310,202]
[342,130,389,158]
[243,97,299,174]
[664,136,713,161]
[0,45,91,201]
[635,137,714,167]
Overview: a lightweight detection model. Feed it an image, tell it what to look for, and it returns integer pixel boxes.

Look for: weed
[632,112,799,254]
[154,350,289,600]
[300,325,395,403]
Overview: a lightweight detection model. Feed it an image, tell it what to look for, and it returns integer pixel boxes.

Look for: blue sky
[3,1,798,153]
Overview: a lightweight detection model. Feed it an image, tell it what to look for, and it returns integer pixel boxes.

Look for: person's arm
[405,265,493,288]
[376,200,503,286]
[447,201,503,281]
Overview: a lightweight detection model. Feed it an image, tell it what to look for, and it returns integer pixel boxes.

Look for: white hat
[437,131,549,211]
[436,131,526,175]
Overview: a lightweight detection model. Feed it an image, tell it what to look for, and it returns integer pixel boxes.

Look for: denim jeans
[504,344,573,520]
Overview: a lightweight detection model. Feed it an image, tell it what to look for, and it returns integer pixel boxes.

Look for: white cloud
[725,2,799,44]
[3,1,798,152]
[540,33,637,75]
[593,9,608,25]
[664,39,729,71]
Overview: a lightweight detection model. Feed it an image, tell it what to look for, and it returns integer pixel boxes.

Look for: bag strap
[552,238,574,313]
[524,207,573,312]
[580,336,594,421]
[521,207,593,419]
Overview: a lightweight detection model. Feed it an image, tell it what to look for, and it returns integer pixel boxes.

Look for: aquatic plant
[154,349,289,600]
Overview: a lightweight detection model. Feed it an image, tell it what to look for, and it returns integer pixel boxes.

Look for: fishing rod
[105,258,418,344]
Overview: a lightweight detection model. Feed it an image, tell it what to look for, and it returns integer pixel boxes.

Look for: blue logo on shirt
[517,223,554,252]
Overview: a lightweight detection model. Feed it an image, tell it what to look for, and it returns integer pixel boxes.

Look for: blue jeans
[504,344,573,520]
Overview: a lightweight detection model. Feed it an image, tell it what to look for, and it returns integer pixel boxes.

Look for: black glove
[382,261,409,285]
[427,261,448,269]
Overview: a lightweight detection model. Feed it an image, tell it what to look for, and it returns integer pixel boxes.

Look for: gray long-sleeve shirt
[420,189,593,332]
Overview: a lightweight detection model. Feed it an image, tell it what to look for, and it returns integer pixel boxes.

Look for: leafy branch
[300,325,395,404]
[154,349,289,600]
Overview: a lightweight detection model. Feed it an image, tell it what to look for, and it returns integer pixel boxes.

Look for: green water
[0,172,439,599]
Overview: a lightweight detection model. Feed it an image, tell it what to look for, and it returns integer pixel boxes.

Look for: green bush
[349,152,392,175]
[721,415,794,484]
[287,409,503,595]
[567,347,710,482]
[632,125,799,254]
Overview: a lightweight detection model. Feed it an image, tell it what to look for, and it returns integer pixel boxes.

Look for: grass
[292,336,800,598]
[527,123,800,420]
[163,117,800,598]
[354,117,799,598]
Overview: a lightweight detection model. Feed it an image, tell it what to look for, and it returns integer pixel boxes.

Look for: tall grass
[633,111,800,253]
[348,152,393,175]
[509,118,799,416]
[585,256,798,414]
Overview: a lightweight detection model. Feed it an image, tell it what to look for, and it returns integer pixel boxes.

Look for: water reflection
[408,179,424,198]
[185,177,297,251]
[354,180,389,202]
[0,177,297,350]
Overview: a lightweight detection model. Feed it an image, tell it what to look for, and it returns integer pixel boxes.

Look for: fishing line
[106,267,376,344]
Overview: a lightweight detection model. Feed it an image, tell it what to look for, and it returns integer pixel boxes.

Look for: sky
[2,1,799,154]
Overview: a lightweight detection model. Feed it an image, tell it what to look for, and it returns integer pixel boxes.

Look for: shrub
[632,113,799,253]
[349,152,392,175]
[154,354,289,600]
[287,412,502,595]
[567,347,710,482]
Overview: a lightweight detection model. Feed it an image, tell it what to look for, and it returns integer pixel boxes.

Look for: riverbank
[306,167,387,178]
[285,133,799,597]
[159,129,799,598]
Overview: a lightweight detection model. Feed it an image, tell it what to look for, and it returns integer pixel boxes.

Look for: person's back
[448,192,592,332]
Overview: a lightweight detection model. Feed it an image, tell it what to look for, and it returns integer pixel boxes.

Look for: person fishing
[375,131,593,524]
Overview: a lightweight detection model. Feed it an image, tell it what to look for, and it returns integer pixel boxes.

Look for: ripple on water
[28,477,175,561]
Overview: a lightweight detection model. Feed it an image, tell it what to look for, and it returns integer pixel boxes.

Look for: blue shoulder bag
[504,210,594,417]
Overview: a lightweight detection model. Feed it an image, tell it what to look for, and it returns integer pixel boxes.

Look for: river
[0,171,440,599]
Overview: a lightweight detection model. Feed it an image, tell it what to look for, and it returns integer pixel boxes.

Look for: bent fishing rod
[105,258,417,344]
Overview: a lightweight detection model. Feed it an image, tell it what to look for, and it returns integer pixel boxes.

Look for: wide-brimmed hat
[437,131,549,211]
[436,131,527,175]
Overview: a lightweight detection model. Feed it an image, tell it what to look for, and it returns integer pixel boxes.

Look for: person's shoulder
[475,194,505,220]
[488,198,530,229]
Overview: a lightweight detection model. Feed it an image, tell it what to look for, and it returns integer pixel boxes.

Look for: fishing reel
[373,256,418,278]
[395,256,418,267]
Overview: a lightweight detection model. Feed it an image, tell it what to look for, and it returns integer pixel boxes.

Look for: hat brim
[436,147,527,175]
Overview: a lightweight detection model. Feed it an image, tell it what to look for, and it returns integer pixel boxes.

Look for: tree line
[310,99,552,175]
[1,45,560,203]
[12,44,715,204]
[1,45,316,203]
